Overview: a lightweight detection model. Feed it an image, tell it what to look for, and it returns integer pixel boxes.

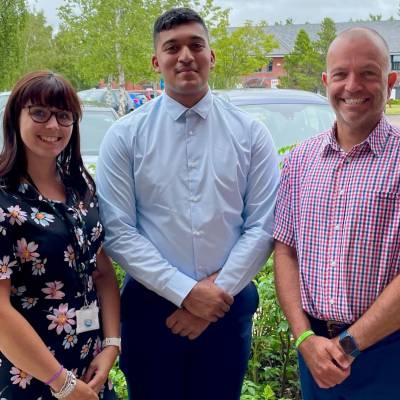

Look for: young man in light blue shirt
[96,7,279,400]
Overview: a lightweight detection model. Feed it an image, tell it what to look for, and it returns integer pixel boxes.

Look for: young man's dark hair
[153,7,209,46]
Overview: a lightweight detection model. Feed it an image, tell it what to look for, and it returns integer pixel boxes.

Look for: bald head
[327,27,391,73]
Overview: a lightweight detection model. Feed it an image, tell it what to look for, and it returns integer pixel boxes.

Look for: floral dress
[0,182,116,399]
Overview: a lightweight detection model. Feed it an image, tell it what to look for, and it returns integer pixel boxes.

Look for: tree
[279,29,321,92]
[55,0,230,90]
[0,0,28,90]
[314,17,336,93]
[369,14,382,21]
[19,10,55,74]
[210,17,278,89]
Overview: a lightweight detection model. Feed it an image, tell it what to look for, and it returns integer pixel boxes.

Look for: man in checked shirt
[274,27,399,399]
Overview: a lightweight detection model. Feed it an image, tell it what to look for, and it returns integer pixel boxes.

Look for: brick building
[239,20,400,98]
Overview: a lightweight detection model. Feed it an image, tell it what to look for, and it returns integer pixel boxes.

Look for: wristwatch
[338,330,361,358]
[102,337,121,354]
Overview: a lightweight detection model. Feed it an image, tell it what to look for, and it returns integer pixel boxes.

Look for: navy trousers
[119,278,259,400]
[298,330,400,399]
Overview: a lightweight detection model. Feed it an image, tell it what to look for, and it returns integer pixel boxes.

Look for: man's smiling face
[322,30,397,136]
[152,21,215,107]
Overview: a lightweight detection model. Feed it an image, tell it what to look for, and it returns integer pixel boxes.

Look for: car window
[78,90,105,102]
[80,110,117,155]
[238,103,335,149]
[0,95,9,109]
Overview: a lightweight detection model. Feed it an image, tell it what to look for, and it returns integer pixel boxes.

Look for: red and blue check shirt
[274,117,400,324]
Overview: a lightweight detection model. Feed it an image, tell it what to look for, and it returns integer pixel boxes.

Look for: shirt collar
[163,89,213,121]
[320,115,391,157]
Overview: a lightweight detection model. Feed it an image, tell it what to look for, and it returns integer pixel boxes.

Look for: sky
[28,0,399,28]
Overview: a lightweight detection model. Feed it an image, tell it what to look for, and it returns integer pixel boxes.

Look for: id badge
[76,305,100,334]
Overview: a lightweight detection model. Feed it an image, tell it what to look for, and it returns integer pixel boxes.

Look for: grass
[385,104,400,115]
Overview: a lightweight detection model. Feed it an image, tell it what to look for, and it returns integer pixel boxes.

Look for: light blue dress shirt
[96,90,279,307]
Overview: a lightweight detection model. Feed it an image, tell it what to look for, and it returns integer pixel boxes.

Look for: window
[391,55,400,71]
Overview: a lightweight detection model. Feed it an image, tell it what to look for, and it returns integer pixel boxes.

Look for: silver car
[214,89,335,151]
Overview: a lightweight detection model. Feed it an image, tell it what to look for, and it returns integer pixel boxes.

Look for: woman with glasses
[0,71,120,399]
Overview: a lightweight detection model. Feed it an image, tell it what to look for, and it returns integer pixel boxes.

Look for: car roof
[82,104,118,116]
[214,88,329,105]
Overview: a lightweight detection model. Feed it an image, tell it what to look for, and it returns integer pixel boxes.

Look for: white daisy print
[22,297,38,309]
[30,208,55,226]
[47,303,76,335]
[32,258,47,276]
[63,330,78,349]
[0,226,6,236]
[93,337,102,357]
[80,337,93,359]
[64,245,75,267]
[10,366,33,389]
[0,255,17,279]
[78,201,88,216]
[11,285,26,297]
[0,207,6,222]
[7,205,27,226]
[91,222,103,242]
[17,183,28,193]
[42,281,65,300]
[16,238,39,263]
[75,227,85,247]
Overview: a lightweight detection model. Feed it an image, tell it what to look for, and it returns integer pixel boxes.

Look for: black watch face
[340,336,356,354]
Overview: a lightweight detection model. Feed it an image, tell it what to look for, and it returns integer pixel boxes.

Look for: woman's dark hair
[0,70,95,203]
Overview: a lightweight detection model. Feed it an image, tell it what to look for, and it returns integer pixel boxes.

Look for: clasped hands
[299,335,355,389]
[166,273,234,340]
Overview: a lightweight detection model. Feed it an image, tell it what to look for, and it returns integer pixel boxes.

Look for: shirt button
[329,298,334,305]
[188,162,196,168]
[331,261,336,267]
[334,224,340,231]
[189,130,194,136]
[193,231,200,236]
[339,189,345,196]
[190,196,199,202]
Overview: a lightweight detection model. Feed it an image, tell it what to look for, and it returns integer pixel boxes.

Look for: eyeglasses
[25,105,76,127]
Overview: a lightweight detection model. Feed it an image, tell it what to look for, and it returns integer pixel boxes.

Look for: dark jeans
[298,330,400,400]
[119,278,259,400]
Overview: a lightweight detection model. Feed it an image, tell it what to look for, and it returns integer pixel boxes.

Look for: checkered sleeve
[273,154,295,248]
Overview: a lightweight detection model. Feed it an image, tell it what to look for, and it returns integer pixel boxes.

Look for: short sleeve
[273,155,296,247]
[0,208,19,280]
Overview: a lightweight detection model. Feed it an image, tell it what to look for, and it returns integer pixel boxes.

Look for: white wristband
[102,337,121,353]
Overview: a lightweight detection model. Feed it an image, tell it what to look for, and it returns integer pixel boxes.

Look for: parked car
[78,88,134,115]
[0,105,118,169]
[0,91,11,110]
[79,105,119,167]
[214,89,335,151]
[128,91,148,108]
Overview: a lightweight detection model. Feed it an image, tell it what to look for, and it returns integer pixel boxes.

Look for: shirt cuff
[163,271,198,307]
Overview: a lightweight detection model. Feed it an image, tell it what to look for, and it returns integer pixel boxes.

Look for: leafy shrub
[242,258,300,400]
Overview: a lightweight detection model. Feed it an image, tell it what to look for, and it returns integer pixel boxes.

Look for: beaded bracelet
[45,365,64,386]
[295,329,315,349]
[50,370,77,399]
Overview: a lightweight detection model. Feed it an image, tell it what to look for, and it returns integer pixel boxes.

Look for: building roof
[231,20,400,56]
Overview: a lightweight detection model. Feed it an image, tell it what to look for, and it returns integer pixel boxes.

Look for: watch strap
[339,330,361,358]
[102,337,121,353]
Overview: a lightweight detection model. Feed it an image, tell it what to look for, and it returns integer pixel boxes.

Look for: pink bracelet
[45,365,64,386]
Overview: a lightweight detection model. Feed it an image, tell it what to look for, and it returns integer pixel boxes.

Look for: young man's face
[322,33,397,136]
[152,21,215,107]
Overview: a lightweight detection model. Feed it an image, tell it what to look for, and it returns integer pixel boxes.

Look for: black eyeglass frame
[25,105,76,127]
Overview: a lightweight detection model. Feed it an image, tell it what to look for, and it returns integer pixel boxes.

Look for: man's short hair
[153,7,209,47]
[328,27,391,72]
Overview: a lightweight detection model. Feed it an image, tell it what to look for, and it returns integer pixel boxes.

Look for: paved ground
[387,114,400,128]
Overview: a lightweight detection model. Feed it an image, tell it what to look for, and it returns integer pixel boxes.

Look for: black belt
[307,314,351,339]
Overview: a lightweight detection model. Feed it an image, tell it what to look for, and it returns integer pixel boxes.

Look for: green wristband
[295,330,315,349]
